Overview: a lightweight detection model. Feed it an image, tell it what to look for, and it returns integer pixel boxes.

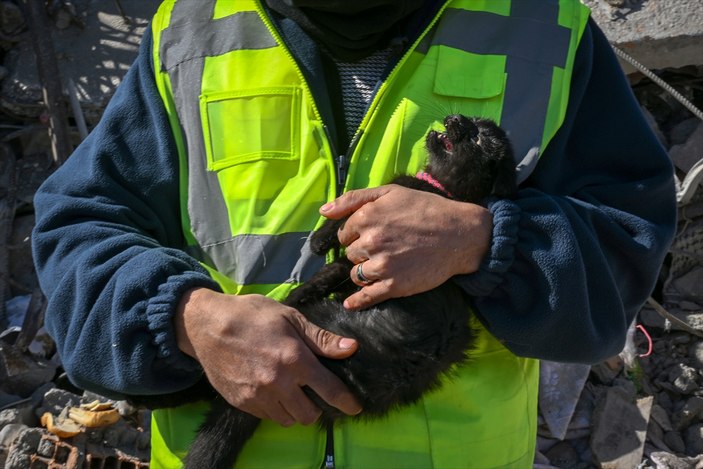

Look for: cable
[611,45,703,122]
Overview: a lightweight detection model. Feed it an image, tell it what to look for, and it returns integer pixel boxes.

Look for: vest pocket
[200,87,301,171]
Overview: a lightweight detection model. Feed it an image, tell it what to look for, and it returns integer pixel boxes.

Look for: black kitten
[130,115,516,469]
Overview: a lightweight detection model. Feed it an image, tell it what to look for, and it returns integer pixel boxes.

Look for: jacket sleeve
[31,27,220,398]
[454,20,677,364]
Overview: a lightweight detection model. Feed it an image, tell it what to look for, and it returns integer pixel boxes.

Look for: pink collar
[416,172,452,198]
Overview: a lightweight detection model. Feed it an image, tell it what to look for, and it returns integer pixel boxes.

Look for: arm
[32,29,363,421]
[31,28,218,398]
[322,20,676,364]
[456,21,676,363]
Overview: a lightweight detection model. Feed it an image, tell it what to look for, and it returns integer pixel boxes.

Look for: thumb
[320,186,393,219]
[289,311,358,359]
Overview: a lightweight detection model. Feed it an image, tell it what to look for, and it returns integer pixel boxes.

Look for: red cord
[636,324,653,358]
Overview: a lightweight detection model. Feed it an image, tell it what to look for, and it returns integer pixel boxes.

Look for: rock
[670,117,702,146]
[8,214,37,294]
[670,122,703,174]
[651,404,674,432]
[544,440,580,468]
[0,345,57,397]
[0,0,160,123]
[4,427,43,469]
[664,431,686,454]
[0,423,27,449]
[673,396,703,430]
[591,358,623,385]
[0,2,24,36]
[689,340,703,369]
[40,388,81,416]
[539,361,591,440]
[649,451,703,469]
[669,363,700,395]
[684,422,703,456]
[591,387,653,468]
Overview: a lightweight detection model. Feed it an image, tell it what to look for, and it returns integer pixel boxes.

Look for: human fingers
[343,280,394,310]
[286,312,362,416]
[277,386,323,426]
[287,310,358,359]
[319,186,394,219]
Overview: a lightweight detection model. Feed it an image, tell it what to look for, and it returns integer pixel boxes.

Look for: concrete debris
[1,387,150,468]
[539,361,591,440]
[0,0,159,124]
[584,0,703,72]
[591,388,653,468]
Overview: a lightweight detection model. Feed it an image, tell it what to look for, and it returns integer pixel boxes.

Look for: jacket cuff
[145,272,220,374]
[453,198,520,296]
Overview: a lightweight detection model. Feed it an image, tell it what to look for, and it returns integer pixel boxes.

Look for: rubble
[0,1,702,468]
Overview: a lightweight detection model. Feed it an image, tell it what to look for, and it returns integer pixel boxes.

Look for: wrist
[455,202,494,275]
[175,287,216,359]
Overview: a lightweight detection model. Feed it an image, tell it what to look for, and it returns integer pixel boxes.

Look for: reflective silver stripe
[161,3,276,70]
[161,2,323,285]
[203,233,326,285]
[162,1,246,273]
[432,5,570,183]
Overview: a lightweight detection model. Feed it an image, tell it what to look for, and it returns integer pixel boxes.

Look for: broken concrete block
[582,0,703,71]
[0,0,160,124]
[539,361,591,440]
[591,387,653,468]
[670,121,703,174]
[673,396,703,431]
[684,423,703,456]
[0,345,57,397]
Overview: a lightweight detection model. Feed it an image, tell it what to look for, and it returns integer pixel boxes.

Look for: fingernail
[320,202,333,212]
[339,338,355,349]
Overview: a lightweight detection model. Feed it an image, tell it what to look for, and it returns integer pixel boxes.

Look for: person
[32,0,676,467]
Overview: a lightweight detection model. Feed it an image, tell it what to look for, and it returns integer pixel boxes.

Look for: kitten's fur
[130,115,516,468]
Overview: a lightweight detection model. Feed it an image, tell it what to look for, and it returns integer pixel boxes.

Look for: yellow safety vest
[149,0,589,467]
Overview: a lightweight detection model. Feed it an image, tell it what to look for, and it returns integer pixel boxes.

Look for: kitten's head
[425,114,516,202]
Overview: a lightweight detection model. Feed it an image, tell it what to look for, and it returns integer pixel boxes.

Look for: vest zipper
[321,425,336,469]
[335,131,363,197]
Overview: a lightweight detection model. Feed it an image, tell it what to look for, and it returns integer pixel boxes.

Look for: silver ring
[355,262,373,285]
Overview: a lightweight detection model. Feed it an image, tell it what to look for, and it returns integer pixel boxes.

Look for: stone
[0,1,24,36]
[684,422,703,456]
[0,345,57,397]
[0,1,160,123]
[689,340,703,369]
[651,404,674,432]
[582,0,703,71]
[670,122,703,174]
[4,427,43,468]
[649,451,703,469]
[673,396,703,431]
[539,361,591,440]
[0,423,26,448]
[591,388,652,468]
[40,388,81,415]
[664,431,687,454]
[670,117,702,146]
[669,363,700,395]
[8,213,38,294]
[544,440,580,468]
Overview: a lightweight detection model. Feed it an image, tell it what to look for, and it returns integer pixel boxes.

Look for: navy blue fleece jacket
[32,17,676,399]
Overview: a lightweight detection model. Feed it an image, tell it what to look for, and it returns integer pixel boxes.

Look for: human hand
[320,184,493,310]
[174,288,362,426]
